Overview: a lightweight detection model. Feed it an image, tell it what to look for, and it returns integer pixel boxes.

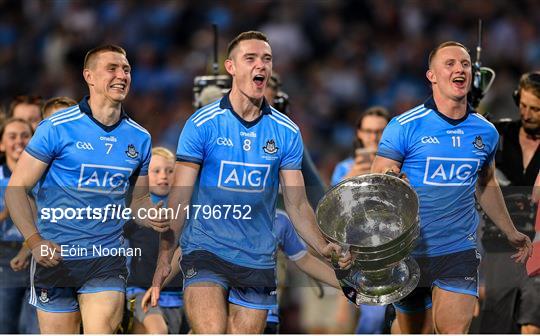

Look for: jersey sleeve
[484,128,500,168]
[138,136,152,176]
[280,130,304,170]
[176,117,206,165]
[275,211,307,261]
[25,120,60,164]
[376,118,407,163]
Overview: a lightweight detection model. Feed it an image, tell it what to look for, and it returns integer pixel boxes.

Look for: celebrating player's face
[148,155,175,196]
[0,121,32,163]
[88,51,131,103]
[428,46,472,101]
[227,39,272,100]
[519,89,540,136]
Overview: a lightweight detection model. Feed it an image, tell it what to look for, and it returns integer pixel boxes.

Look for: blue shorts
[180,250,277,310]
[394,249,480,314]
[30,256,127,312]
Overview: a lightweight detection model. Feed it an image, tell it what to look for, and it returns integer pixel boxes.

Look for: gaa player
[151,31,351,333]
[371,41,532,333]
[6,45,168,333]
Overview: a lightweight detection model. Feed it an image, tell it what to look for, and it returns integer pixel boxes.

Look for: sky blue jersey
[25,96,151,259]
[377,97,498,257]
[0,164,23,241]
[331,157,353,186]
[176,93,304,269]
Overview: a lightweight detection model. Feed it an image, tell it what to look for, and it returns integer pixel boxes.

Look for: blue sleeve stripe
[288,249,307,261]
[192,101,221,122]
[176,155,202,165]
[396,105,424,122]
[268,115,297,133]
[271,109,300,131]
[195,110,226,127]
[51,113,85,126]
[399,109,431,125]
[48,105,79,121]
[280,165,301,170]
[25,147,52,164]
[375,150,403,163]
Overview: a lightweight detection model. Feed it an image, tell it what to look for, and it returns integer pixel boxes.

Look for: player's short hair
[355,106,391,130]
[0,117,34,141]
[84,44,127,69]
[42,96,78,118]
[8,95,43,117]
[227,31,269,58]
[428,41,470,67]
[152,147,175,163]
[518,72,540,99]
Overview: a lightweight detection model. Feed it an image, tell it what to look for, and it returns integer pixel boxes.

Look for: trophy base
[340,257,420,306]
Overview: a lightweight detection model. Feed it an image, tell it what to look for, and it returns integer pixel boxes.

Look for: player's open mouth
[452,76,466,88]
[253,75,265,88]
[110,83,126,91]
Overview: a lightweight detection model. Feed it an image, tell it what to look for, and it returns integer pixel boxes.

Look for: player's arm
[294,253,340,288]
[142,246,182,311]
[280,169,351,268]
[130,175,169,232]
[370,155,402,174]
[476,162,532,262]
[5,151,62,267]
[151,162,199,291]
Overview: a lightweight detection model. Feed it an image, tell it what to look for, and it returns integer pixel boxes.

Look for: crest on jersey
[125,144,139,159]
[39,289,49,303]
[263,139,279,154]
[472,136,485,150]
[185,267,197,279]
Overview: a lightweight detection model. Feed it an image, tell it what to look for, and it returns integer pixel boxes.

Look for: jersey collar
[78,95,129,132]
[219,92,272,128]
[423,96,476,126]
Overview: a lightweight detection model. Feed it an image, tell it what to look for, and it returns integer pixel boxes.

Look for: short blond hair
[152,147,175,162]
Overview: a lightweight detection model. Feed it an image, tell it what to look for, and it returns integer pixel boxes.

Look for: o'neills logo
[100,135,118,142]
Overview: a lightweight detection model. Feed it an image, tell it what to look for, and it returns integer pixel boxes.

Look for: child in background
[124,147,184,334]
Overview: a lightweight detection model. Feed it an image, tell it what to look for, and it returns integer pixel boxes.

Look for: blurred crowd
[0,0,539,183]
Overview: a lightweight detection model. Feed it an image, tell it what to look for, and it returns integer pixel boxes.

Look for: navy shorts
[180,250,277,310]
[30,256,127,312]
[394,249,480,314]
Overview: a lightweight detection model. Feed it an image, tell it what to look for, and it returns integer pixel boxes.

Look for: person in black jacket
[480,72,540,334]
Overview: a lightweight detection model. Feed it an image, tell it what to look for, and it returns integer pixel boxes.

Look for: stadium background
[0,0,539,333]
[1,0,538,184]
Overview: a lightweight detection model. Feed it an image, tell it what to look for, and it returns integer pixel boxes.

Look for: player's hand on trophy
[507,229,533,263]
[384,166,410,184]
[322,242,352,269]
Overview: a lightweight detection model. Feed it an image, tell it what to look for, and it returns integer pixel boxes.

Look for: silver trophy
[316,173,420,305]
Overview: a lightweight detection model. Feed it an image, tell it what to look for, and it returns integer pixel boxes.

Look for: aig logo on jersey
[78,164,132,194]
[423,157,480,186]
[218,161,270,192]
